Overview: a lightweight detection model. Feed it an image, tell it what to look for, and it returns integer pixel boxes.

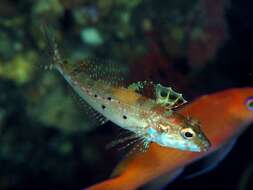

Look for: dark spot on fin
[102,105,106,109]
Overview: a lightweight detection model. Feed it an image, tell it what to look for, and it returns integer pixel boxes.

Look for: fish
[43,28,211,152]
[86,87,253,190]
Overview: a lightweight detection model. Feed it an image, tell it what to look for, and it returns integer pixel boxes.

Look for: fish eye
[245,97,253,111]
[180,128,195,140]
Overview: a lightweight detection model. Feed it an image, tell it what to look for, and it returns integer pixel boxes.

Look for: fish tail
[41,24,64,71]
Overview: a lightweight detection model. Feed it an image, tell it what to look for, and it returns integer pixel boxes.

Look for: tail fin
[41,24,64,70]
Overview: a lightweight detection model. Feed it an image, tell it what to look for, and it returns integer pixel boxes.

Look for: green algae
[0,52,37,85]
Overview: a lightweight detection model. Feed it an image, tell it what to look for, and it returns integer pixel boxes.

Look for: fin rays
[69,86,108,126]
[106,131,151,154]
[69,57,129,87]
[128,81,187,109]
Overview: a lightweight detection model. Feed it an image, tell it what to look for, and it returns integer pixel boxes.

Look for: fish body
[47,38,210,152]
[86,88,253,190]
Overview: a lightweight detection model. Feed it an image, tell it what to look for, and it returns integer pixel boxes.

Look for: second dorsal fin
[128,81,187,109]
[68,57,129,87]
[41,25,129,87]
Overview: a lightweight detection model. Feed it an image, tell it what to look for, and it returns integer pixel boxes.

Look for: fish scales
[58,62,160,134]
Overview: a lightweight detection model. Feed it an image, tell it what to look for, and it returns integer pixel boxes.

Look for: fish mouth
[195,131,212,152]
[199,139,211,152]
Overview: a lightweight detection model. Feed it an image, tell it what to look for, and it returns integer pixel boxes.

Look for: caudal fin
[41,24,64,70]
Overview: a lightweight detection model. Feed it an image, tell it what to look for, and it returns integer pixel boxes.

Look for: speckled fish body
[86,88,253,190]
[49,42,210,152]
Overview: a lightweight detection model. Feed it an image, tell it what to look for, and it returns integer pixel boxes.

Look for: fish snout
[199,138,211,152]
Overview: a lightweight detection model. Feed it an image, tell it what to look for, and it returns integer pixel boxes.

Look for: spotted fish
[43,30,210,152]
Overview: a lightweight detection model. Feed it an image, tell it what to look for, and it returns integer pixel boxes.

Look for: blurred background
[0,0,252,189]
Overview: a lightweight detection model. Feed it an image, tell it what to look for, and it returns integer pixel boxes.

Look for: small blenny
[43,30,210,152]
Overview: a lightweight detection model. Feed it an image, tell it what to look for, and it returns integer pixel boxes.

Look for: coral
[0,52,37,85]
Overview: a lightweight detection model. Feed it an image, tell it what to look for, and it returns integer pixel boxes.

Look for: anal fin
[69,86,108,126]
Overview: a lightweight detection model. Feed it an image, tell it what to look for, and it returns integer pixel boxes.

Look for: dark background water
[0,0,252,189]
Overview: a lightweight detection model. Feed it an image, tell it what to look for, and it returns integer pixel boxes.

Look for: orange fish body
[86,88,253,190]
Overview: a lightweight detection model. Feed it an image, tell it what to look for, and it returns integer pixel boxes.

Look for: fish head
[229,88,253,124]
[151,113,211,152]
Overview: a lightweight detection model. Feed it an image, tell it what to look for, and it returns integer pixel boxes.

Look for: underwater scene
[0,0,253,190]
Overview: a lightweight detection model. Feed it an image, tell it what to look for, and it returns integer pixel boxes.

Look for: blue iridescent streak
[147,128,158,136]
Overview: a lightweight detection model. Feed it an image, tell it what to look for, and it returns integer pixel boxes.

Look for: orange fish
[86,88,253,190]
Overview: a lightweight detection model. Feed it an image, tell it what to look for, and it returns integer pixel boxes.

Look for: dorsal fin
[155,84,187,108]
[41,25,129,87]
[128,81,187,109]
[128,81,156,99]
[68,57,129,87]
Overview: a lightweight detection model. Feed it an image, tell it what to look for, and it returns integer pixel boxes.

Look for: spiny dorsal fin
[155,84,187,109]
[128,81,187,109]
